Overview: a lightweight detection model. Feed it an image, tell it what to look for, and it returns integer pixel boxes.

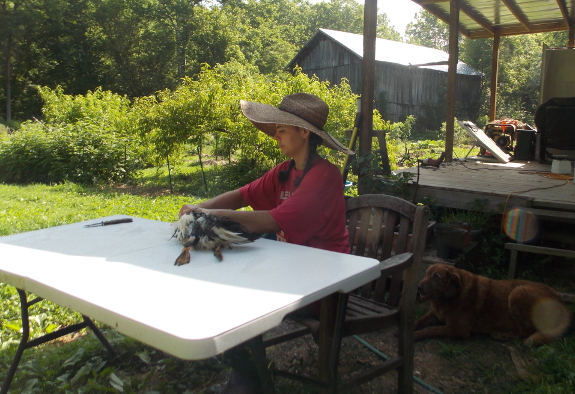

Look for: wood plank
[390,160,575,214]
[559,292,575,303]
[504,243,575,258]
[528,209,575,223]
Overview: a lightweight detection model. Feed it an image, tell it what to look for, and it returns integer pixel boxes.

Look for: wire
[448,150,569,232]
[500,180,569,232]
[451,149,541,172]
[352,335,445,394]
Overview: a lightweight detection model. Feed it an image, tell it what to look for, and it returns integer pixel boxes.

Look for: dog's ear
[443,268,462,298]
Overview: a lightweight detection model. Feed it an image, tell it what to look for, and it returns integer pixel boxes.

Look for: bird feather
[172,211,260,265]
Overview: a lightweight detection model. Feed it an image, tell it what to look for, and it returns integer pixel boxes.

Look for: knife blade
[84,218,133,227]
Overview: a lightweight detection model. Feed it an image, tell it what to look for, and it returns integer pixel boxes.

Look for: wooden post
[489,32,501,122]
[569,24,574,48]
[358,0,377,195]
[445,0,460,163]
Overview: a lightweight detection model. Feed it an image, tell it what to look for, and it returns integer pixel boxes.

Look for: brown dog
[415,263,572,345]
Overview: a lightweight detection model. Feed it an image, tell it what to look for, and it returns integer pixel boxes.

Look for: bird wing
[212,226,255,245]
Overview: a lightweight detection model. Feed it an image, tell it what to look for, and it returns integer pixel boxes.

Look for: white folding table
[0,215,380,393]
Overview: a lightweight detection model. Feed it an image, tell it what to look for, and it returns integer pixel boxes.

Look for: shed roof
[412,0,575,39]
[290,29,483,76]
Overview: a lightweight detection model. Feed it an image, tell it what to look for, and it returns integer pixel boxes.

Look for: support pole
[489,31,501,122]
[358,0,378,195]
[445,0,460,163]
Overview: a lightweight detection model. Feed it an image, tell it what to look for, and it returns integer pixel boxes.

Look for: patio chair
[265,194,430,394]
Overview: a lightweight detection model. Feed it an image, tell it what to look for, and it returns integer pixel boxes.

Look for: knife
[84,218,133,227]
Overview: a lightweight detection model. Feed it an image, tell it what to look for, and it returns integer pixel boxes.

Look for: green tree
[89,0,178,97]
[186,6,249,74]
[1,0,44,121]
[377,13,402,41]
[307,0,364,37]
[157,0,202,79]
[405,10,450,52]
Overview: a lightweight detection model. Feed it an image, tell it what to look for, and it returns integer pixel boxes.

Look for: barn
[287,29,484,132]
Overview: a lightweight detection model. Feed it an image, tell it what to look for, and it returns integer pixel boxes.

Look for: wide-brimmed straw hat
[240,93,354,155]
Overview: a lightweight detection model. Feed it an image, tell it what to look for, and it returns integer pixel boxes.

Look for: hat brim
[240,100,354,155]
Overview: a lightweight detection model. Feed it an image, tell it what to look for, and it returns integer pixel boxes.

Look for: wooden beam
[556,0,571,28]
[415,0,448,4]
[358,0,377,195]
[489,32,501,122]
[421,2,574,39]
[501,0,532,31]
[445,0,460,163]
[467,22,574,39]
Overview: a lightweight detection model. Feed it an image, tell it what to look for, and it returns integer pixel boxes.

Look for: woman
[180,93,354,394]
[179,92,353,254]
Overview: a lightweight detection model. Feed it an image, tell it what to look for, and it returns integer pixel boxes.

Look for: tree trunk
[4,34,12,121]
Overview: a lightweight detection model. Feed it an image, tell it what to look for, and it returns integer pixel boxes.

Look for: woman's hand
[179,204,200,217]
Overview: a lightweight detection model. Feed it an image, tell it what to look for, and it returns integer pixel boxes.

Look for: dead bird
[172,211,260,266]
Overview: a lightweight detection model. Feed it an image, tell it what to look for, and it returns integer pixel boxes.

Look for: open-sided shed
[288,29,483,131]
[410,0,575,161]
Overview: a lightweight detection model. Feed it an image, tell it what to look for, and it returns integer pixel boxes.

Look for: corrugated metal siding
[290,30,483,131]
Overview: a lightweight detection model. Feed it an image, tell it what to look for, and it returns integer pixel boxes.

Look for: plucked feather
[172,211,260,265]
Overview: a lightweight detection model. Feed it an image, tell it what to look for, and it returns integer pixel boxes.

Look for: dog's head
[418,263,462,302]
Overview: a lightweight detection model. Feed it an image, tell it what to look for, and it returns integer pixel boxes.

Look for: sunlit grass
[0,182,203,237]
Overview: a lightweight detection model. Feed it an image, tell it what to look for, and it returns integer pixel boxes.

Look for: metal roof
[412,0,575,39]
[318,29,483,75]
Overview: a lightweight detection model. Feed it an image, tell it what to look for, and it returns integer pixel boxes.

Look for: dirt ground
[252,317,534,394]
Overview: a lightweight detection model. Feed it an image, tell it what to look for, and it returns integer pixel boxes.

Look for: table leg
[318,292,348,394]
[1,288,117,394]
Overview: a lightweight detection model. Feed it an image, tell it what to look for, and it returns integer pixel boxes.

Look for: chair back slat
[379,211,397,261]
[346,194,430,306]
[394,215,412,254]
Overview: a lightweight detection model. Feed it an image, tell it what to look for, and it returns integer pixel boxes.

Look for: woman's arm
[179,189,247,216]
[207,209,280,234]
[179,189,281,234]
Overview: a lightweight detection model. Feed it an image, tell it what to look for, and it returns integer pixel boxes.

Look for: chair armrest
[379,252,413,275]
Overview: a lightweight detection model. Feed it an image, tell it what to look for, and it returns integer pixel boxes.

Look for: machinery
[479,120,536,160]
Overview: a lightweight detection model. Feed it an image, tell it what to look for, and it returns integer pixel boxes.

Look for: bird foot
[213,245,224,262]
[175,247,192,266]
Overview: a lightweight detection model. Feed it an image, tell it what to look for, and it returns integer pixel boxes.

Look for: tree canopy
[0,0,402,122]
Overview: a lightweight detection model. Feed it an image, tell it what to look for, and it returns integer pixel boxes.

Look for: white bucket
[551,159,572,174]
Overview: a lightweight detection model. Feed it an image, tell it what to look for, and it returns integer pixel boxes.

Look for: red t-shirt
[239,158,350,254]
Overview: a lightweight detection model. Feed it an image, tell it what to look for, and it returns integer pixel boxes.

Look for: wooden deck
[393,157,575,214]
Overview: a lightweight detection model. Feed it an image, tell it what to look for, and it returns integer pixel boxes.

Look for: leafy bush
[0,88,143,185]
[216,158,271,190]
[134,63,367,185]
